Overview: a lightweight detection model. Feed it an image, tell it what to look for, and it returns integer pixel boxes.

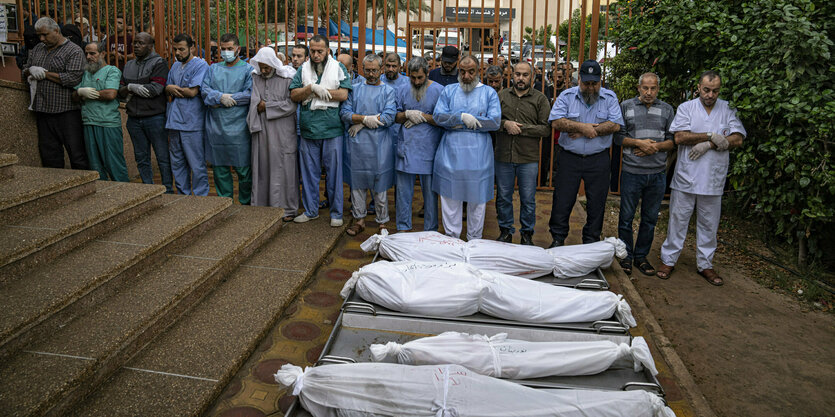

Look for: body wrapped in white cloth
[361,230,627,278]
[340,261,636,327]
[370,331,658,378]
[275,362,675,417]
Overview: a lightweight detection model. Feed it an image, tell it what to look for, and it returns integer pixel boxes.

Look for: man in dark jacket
[119,32,172,192]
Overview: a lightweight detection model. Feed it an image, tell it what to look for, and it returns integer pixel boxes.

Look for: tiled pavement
[180,177,696,417]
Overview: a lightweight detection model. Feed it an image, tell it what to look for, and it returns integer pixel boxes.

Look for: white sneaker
[293,213,319,223]
[330,218,344,227]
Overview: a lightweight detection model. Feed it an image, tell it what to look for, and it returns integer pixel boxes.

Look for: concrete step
[0,181,166,276]
[72,220,345,416]
[0,194,231,355]
[0,204,284,417]
[0,153,18,181]
[0,166,99,224]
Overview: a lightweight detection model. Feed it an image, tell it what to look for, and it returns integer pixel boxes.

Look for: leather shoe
[520,231,533,246]
[548,239,563,249]
[496,228,512,243]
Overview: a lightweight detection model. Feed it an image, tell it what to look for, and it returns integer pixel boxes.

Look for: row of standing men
[23,17,746,286]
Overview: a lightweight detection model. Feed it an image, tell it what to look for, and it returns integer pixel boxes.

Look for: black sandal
[635,259,656,276]
[618,258,633,276]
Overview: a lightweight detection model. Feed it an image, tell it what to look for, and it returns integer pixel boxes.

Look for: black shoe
[496,228,513,243]
[520,231,533,246]
[417,206,425,218]
[548,239,563,249]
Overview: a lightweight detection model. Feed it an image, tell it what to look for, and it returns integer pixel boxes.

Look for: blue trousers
[495,161,538,234]
[126,114,173,193]
[618,170,666,261]
[395,171,438,231]
[299,136,342,219]
[168,130,209,196]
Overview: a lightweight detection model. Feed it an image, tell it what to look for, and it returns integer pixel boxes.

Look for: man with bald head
[119,32,172,192]
[432,55,502,240]
[337,53,365,85]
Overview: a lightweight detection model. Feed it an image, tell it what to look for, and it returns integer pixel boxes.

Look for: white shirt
[669,98,746,195]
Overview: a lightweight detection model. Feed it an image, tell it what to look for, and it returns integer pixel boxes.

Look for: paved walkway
[203,186,698,417]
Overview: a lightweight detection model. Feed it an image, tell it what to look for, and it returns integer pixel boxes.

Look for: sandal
[346,222,365,236]
[282,215,295,222]
[698,268,724,286]
[656,264,675,280]
[635,259,656,276]
[378,223,389,234]
[618,258,632,276]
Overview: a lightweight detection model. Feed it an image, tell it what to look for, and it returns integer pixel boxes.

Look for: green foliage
[523,24,558,53]
[612,0,835,261]
[558,8,609,61]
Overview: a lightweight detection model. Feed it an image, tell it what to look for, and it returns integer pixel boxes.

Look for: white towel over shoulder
[300,56,345,110]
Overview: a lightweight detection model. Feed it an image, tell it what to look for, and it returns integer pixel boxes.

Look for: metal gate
[14,0,616,190]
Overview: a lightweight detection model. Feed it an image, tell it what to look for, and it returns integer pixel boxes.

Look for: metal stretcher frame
[371,251,611,290]
[341,288,630,335]
[283,310,664,417]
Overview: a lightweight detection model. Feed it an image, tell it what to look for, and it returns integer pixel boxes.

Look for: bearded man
[432,55,502,240]
[547,60,624,248]
[393,56,444,232]
[165,33,210,195]
[73,41,129,181]
[247,47,300,217]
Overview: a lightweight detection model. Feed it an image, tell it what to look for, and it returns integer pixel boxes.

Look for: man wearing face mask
[547,60,623,248]
[165,33,209,196]
[119,32,172,193]
[202,33,253,205]
[494,62,552,245]
[393,56,444,232]
[432,55,502,240]
[247,47,299,216]
[340,54,397,236]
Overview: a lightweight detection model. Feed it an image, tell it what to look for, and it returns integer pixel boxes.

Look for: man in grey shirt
[613,73,675,276]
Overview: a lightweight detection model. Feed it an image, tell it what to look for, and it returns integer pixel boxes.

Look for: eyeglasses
[365,68,381,74]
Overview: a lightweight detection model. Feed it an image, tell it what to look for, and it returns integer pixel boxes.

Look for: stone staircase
[0,154,342,416]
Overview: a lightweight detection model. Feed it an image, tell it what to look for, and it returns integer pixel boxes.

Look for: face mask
[221,50,237,63]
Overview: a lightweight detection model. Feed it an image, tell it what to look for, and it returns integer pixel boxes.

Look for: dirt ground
[601,199,835,416]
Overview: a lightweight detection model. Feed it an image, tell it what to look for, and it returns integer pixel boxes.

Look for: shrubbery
[608,0,834,266]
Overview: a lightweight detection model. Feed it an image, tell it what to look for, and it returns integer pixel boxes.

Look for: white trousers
[351,189,390,224]
[440,196,486,241]
[660,189,722,271]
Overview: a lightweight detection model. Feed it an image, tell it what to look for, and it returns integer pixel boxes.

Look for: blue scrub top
[548,86,624,155]
[395,80,444,175]
[166,57,209,131]
[339,82,397,193]
[432,83,502,204]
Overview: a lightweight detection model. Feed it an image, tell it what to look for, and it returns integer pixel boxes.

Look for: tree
[558,8,609,61]
[611,0,835,266]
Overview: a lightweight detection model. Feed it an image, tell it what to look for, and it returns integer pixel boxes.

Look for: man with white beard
[247,47,300,215]
[393,56,444,232]
[73,41,129,181]
[547,60,624,248]
[432,55,502,240]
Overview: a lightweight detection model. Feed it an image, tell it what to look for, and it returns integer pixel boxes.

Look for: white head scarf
[250,47,296,79]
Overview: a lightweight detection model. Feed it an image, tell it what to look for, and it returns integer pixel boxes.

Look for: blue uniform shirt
[548,86,624,155]
[395,80,444,175]
[166,57,209,131]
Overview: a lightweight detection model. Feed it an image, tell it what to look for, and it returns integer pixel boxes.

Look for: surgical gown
[432,83,502,204]
[339,83,397,193]
[395,81,444,174]
[201,60,252,167]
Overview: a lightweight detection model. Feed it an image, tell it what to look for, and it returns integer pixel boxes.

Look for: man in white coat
[656,70,746,286]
